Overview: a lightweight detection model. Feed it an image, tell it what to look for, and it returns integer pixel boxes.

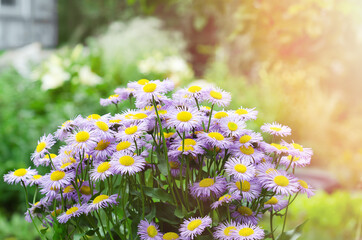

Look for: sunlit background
[0,0,361,239]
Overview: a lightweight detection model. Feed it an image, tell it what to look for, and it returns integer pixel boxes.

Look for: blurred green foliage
[260,191,362,240]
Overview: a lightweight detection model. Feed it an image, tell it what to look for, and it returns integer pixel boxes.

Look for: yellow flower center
[93,195,109,204]
[176,111,192,122]
[219,194,232,202]
[234,164,247,173]
[66,207,79,215]
[199,178,214,187]
[133,113,148,119]
[224,226,237,236]
[116,141,131,151]
[178,145,194,152]
[292,143,304,152]
[238,227,254,237]
[108,94,119,99]
[239,135,252,144]
[76,131,90,142]
[44,153,57,159]
[188,86,202,93]
[80,185,91,195]
[270,127,282,131]
[187,219,202,231]
[274,176,289,187]
[125,126,138,135]
[183,138,196,146]
[298,180,309,189]
[14,168,27,177]
[61,162,72,169]
[266,168,276,174]
[169,161,180,169]
[287,155,300,162]
[36,142,46,153]
[147,225,158,237]
[138,79,149,85]
[235,109,248,115]
[50,171,65,181]
[214,112,228,119]
[210,90,222,99]
[97,162,111,173]
[164,132,174,138]
[163,232,179,240]
[143,83,157,93]
[95,121,109,131]
[227,122,238,131]
[271,143,288,151]
[240,146,254,155]
[265,197,279,205]
[119,156,135,166]
[237,206,253,216]
[208,132,224,141]
[51,209,62,217]
[235,180,250,192]
[32,174,42,180]
[63,185,75,193]
[110,119,121,123]
[158,110,167,115]
[87,114,101,120]
[95,140,110,151]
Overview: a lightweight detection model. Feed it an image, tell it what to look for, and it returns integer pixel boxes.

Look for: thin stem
[270,209,275,240]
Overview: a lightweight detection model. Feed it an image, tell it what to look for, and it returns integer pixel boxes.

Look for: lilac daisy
[4,167,37,185]
[190,176,227,200]
[90,162,114,181]
[213,221,239,240]
[179,216,212,240]
[211,193,241,209]
[42,170,74,190]
[287,142,313,159]
[27,174,43,186]
[115,140,137,152]
[166,106,203,133]
[199,131,231,149]
[65,126,97,152]
[237,131,263,147]
[31,134,56,163]
[219,116,246,137]
[137,219,163,240]
[264,195,289,212]
[224,157,256,181]
[297,179,315,198]
[110,152,146,175]
[279,154,311,168]
[231,224,265,240]
[260,122,291,137]
[230,205,260,225]
[232,145,264,163]
[87,194,118,212]
[259,142,290,155]
[54,120,74,140]
[204,87,231,107]
[116,122,148,141]
[89,138,116,161]
[35,153,58,167]
[261,170,299,196]
[231,107,258,121]
[100,93,124,106]
[228,179,262,201]
[57,204,88,223]
[256,162,277,177]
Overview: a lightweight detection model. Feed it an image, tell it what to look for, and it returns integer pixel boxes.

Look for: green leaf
[40,227,48,234]
[85,229,96,236]
[156,151,169,176]
[143,186,174,204]
[276,220,308,240]
[155,203,180,225]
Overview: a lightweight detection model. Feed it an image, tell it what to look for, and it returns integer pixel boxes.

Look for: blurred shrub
[260,191,362,240]
[93,17,192,87]
[0,213,41,240]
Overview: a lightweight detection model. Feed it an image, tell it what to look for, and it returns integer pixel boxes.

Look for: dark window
[1,0,16,6]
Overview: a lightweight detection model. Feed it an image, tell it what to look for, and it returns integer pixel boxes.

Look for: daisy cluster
[4,79,314,240]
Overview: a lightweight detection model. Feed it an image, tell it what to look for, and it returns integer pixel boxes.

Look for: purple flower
[4,167,37,185]
[231,223,265,240]
[110,152,146,175]
[190,176,227,200]
[261,122,291,137]
[213,221,239,240]
[31,134,56,163]
[137,219,163,240]
[57,204,88,223]
[179,216,212,240]
[87,194,118,212]
[261,170,299,196]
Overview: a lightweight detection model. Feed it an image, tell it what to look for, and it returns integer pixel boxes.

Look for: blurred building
[0,0,57,49]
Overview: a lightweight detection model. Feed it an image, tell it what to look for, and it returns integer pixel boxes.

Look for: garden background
[0,0,361,239]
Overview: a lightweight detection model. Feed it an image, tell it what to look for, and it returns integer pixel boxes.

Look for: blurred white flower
[40,65,70,90]
[78,66,102,86]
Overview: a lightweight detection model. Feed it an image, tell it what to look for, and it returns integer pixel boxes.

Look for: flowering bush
[4,79,314,239]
